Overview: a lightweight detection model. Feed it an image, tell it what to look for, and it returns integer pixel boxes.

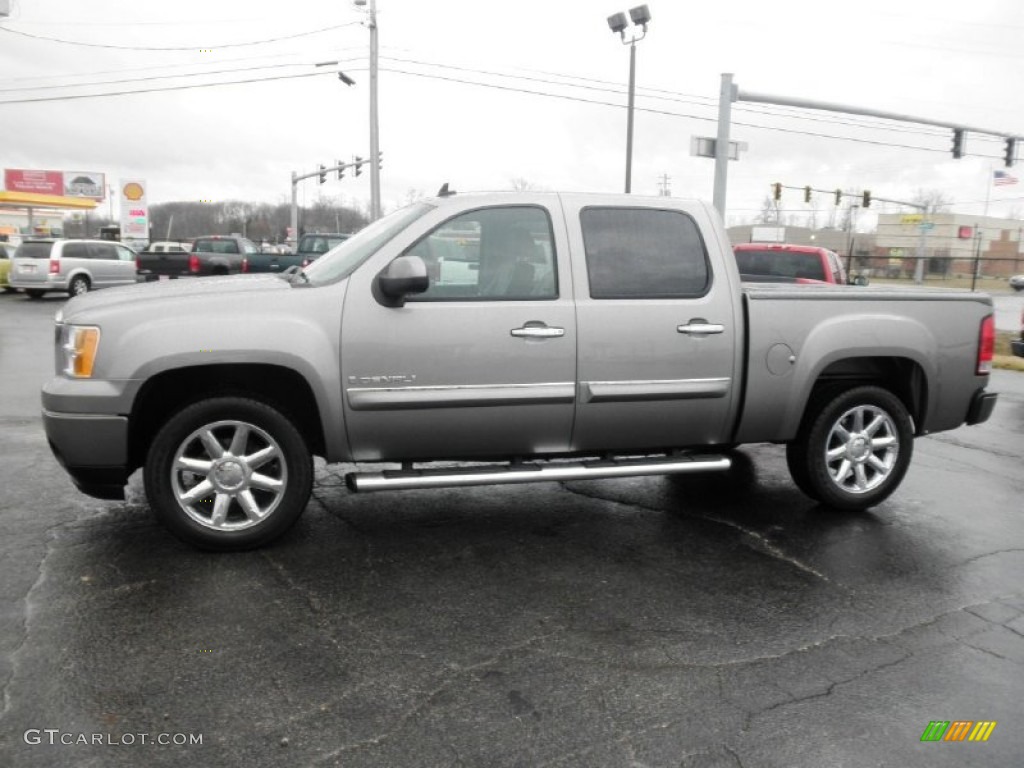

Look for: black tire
[144,397,313,550]
[68,275,90,296]
[26,289,46,299]
[786,385,913,510]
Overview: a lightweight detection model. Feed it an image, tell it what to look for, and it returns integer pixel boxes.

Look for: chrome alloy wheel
[823,404,899,494]
[170,420,287,531]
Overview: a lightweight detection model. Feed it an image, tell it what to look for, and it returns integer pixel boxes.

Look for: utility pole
[657,173,671,196]
[358,0,381,221]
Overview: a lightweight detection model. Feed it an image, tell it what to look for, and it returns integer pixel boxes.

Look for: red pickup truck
[733,243,854,285]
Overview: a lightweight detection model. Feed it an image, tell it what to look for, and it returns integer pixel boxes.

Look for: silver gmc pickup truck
[43,191,998,550]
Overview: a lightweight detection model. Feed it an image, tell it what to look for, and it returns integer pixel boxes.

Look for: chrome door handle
[677,320,725,335]
[511,324,565,339]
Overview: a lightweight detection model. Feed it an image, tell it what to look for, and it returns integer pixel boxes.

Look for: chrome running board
[345,453,731,492]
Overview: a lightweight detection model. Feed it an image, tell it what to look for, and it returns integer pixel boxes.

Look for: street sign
[690,137,748,161]
[918,222,934,231]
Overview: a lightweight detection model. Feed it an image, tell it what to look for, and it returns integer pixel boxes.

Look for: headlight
[60,325,101,378]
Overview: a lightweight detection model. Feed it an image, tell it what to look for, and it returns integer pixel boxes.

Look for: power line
[0,21,360,51]
[0,58,364,94]
[0,69,365,105]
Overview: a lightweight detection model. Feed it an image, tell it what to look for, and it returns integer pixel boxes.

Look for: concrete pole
[368,0,381,220]
[713,73,735,218]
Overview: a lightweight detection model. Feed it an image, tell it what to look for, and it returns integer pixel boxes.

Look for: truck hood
[59,274,293,323]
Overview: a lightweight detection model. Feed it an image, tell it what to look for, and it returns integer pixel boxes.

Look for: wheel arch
[801,356,928,436]
[128,363,327,472]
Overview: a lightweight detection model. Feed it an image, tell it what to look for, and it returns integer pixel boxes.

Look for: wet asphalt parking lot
[1,290,1022,767]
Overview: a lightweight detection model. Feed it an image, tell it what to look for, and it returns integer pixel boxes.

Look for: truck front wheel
[144,397,313,550]
[786,385,913,510]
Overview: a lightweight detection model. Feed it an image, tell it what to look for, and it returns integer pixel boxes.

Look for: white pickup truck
[42,191,998,549]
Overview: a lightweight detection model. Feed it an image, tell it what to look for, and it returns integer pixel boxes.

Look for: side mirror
[377,255,429,305]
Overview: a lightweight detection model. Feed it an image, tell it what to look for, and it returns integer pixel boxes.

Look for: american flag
[994,170,1018,186]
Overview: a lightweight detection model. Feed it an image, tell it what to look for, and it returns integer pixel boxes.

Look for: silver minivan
[9,239,137,298]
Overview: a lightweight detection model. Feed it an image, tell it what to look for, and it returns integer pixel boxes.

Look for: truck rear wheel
[786,385,913,510]
[144,397,313,550]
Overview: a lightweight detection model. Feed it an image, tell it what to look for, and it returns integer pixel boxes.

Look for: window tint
[195,239,239,254]
[733,249,826,282]
[15,242,54,259]
[581,208,709,299]
[63,243,92,260]
[406,206,557,301]
[89,243,118,261]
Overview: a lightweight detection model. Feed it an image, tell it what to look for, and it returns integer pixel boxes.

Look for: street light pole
[625,41,636,194]
[607,6,650,195]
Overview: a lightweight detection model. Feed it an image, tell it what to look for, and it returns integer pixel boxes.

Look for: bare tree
[509,177,535,192]
[912,188,953,214]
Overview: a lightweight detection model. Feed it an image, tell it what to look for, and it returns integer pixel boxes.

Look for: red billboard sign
[4,169,64,195]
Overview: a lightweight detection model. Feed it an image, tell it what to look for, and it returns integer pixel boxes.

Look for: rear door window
[63,243,92,260]
[580,207,709,299]
[89,243,118,261]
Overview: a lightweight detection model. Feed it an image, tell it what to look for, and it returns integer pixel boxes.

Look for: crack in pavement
[741,651,911,731]
[556,481,834,586]
[310,627,565,765]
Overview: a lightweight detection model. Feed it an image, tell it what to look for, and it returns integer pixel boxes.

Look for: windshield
[300,202,434,285]
[733,249,826,281]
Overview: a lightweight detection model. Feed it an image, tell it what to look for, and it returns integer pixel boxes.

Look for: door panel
[562,199,740,452]
[341,202,576,461]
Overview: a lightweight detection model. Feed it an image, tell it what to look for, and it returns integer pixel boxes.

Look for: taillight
[49,259,60,275]
[189,254,199,274]
[301,258,310,268]
[977,315,995,375]
[135,256,140,271]
[241,257,249,273]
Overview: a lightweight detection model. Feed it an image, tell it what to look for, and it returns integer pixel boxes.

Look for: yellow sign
[901,214,923,225]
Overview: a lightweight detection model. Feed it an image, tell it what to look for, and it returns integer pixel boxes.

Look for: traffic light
[318,164,326,184]
[834,189,842,206]
[336,160,345,181]
[1005,137,1017,168]
[377,150,384,170]
[772,182,781,201]
[353,156,363,177]
[951,129,964,159]
[862,190,871,208]
[803,185,811,203]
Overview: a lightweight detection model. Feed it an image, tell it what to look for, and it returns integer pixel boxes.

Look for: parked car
[42,191,996,550]
[148,241,191,254]
[0,242,15,292]
[136,235,254,279]
[1009,274,1024,292]
[295,232,350,266]
[1012,308,1024,358]
[732,243,864,285]
[9,239,137,298]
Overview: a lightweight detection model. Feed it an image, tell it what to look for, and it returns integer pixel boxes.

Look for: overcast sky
[2,0,1023,229]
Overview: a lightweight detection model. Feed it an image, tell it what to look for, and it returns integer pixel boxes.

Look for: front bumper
[43,410,129,500]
